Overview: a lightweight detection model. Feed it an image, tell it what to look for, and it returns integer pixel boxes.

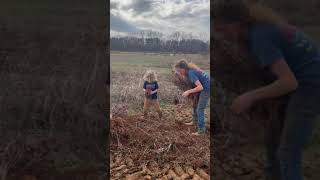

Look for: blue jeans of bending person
[192,90,210,133]
[265,88,320,180]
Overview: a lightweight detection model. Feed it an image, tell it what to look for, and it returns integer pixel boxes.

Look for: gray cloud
[163,9,195,19]
[110,14,140,33]
[122,0,155,15]
[110,0,209,40]
[110,1,119,10]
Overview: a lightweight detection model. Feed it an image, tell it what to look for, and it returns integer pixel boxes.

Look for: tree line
[110,31,209,54]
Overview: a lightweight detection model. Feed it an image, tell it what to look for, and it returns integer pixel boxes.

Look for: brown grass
[111,69,192,114]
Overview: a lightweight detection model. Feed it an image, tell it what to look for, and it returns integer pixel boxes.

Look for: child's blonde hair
[143,70,158,83]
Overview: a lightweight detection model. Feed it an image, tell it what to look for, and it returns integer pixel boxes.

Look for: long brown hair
[213,0,287,26]
[174,59,201,71]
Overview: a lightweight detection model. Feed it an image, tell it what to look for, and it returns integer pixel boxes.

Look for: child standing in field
[143,70,162,119]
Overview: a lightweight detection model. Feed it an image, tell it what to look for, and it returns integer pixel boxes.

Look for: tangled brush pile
[171,70,194,92]
[110,111,210,170]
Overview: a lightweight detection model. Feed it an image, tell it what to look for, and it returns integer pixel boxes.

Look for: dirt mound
[110,105,210,179]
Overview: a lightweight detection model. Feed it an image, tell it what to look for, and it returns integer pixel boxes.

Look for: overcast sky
[110,0,209,40]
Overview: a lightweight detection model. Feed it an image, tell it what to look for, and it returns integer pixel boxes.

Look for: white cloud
[110,0,210,40]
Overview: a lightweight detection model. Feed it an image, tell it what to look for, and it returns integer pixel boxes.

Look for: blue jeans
[192,90,210,133]
[265,88,320,180]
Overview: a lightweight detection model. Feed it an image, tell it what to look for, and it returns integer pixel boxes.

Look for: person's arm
[248,27,298,100]
[246,59,297,100]
[231,27,298,114]
[182,80,204,97]
[151,82,159,94]
[187,80,203,94]
[182,71,205,97]
[231,59,298,114]
[151,89,157,94]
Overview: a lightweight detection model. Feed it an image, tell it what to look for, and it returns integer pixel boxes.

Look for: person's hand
[182,90,191,97]
[230,93,255,114]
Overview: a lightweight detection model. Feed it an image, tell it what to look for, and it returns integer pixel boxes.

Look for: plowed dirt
[110,105,210,180]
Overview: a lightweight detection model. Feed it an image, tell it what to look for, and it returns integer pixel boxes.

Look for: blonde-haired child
[142,70,162,119]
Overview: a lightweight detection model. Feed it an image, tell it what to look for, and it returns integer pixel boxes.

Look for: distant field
[111,51,210,74]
